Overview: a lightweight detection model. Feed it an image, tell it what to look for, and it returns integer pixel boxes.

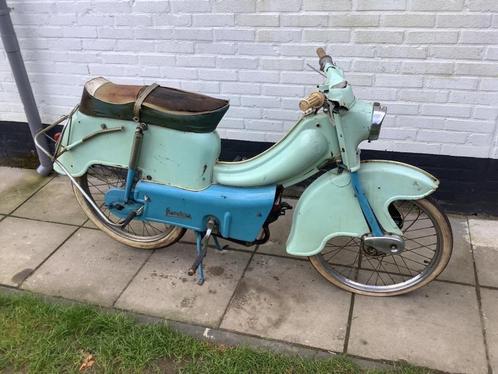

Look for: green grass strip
[0,292,433,373]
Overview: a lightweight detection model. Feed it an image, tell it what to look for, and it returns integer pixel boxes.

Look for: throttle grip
[299,92,325,112]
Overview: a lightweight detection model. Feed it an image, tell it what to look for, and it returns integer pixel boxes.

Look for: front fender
[286,160,439,256]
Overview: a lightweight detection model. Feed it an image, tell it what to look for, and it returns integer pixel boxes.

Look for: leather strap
[133,83,159,122]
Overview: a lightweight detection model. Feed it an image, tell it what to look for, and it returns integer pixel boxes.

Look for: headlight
[368,102,387,141]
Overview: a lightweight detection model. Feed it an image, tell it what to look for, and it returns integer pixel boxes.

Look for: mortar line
[112,249,156,307]
[17,225,80,289]
[216,244,258,329]
[7,174,55,215]
[342,293,355,354]
[6,214,85,228]
[467,217,493,374]
[480,284,498,291]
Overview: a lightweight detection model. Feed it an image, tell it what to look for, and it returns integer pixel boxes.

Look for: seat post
[124,122,147,201]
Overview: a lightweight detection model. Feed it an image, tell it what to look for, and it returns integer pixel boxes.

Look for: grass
[0,292,434,374]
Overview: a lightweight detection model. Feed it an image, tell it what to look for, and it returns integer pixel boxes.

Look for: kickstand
[187,219,216,285]
[194,231,205,285]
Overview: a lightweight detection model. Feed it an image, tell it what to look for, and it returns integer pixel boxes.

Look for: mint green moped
[36,48,453,296]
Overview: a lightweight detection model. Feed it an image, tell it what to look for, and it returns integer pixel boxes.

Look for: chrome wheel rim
[314,200,443,294]
[80,165,178,243]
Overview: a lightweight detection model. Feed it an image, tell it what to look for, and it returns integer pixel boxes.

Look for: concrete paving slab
[23,228,150,307]
[469,218,498,288]
[0,217,76,287]
[473,246,498,288]
[13,176,87,225]
[469,218,498,248]
[115,242,251,327]
[348,281,487,374]
[221,254,351,352]
[438,215,474,285]
[481,288,498,373]
[0,166,52,214]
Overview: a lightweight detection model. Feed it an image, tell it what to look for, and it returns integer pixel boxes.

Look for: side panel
[106,181,276,242]
[286,161,439,256]
[213,113,339,187]
[54,111,221,191]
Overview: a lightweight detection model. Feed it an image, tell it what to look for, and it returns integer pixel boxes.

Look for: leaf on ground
[79,353,95,372]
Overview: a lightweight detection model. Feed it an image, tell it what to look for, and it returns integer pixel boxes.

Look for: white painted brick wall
[1,0,497,158]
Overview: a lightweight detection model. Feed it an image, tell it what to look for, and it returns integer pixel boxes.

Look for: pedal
[119,205,144,228]
[280,201,292,215]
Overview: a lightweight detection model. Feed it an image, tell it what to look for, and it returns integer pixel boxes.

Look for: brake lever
[306,63,326,78]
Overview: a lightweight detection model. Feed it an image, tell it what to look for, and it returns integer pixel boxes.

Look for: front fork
[350,169,405,254]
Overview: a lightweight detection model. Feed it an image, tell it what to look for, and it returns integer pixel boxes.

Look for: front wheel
[309,198,453,296]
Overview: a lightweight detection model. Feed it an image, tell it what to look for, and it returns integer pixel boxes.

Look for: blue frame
[104,180,277,242]
[350,171,383,237]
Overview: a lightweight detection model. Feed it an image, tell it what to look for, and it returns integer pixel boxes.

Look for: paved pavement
[0,166,496,373]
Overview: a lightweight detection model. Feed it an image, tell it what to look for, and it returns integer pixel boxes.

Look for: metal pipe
[0,0,52,175]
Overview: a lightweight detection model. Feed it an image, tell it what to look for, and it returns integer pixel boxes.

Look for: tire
[73,164,185,250]
[309,197,453,296]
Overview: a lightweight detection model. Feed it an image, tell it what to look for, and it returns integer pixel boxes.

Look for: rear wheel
[73,164,185,249]
[309,198,452,296]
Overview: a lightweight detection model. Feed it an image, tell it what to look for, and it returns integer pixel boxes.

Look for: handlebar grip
[316,47,333,71]
[316,47,327,58]
[299,92,325,112]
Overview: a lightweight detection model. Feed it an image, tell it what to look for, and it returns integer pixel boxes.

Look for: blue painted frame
[350,171,383,237]
[104,180,277,242]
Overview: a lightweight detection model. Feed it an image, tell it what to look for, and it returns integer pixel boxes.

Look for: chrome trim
[33,108,127,229]
[369,102,387,141]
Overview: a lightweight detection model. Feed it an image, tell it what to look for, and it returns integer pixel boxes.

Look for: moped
[36,48,453,296]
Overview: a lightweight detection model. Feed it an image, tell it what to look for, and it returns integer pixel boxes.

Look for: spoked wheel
[73,164,185,249]
[309,198,453,296]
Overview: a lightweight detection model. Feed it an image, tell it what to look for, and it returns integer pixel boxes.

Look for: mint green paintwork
[55,111,221,191]
[53,58,442,258]
[286,160,439,256]
[55,99,372,191]
[55,59,373,192]
[213,113,338,187]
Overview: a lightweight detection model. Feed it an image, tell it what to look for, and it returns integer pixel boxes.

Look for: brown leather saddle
[79,77,229,133]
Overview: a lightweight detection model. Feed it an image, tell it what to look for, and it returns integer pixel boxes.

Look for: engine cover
[105,181,277,242]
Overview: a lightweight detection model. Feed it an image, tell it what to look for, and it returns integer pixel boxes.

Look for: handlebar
[316,47,333,71]
[316,47,327,59]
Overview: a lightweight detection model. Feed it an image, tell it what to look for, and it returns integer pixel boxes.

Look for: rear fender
[286,160,439,256]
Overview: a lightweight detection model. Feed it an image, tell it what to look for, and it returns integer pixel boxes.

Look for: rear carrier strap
[133,83,159,123]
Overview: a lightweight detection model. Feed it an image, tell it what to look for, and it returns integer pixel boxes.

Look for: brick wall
[1,0,497,158]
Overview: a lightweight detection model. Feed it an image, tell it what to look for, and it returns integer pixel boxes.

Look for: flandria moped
[36,48,453,296]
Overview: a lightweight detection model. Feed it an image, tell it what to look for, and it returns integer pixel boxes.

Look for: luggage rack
[33,105,130,229]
